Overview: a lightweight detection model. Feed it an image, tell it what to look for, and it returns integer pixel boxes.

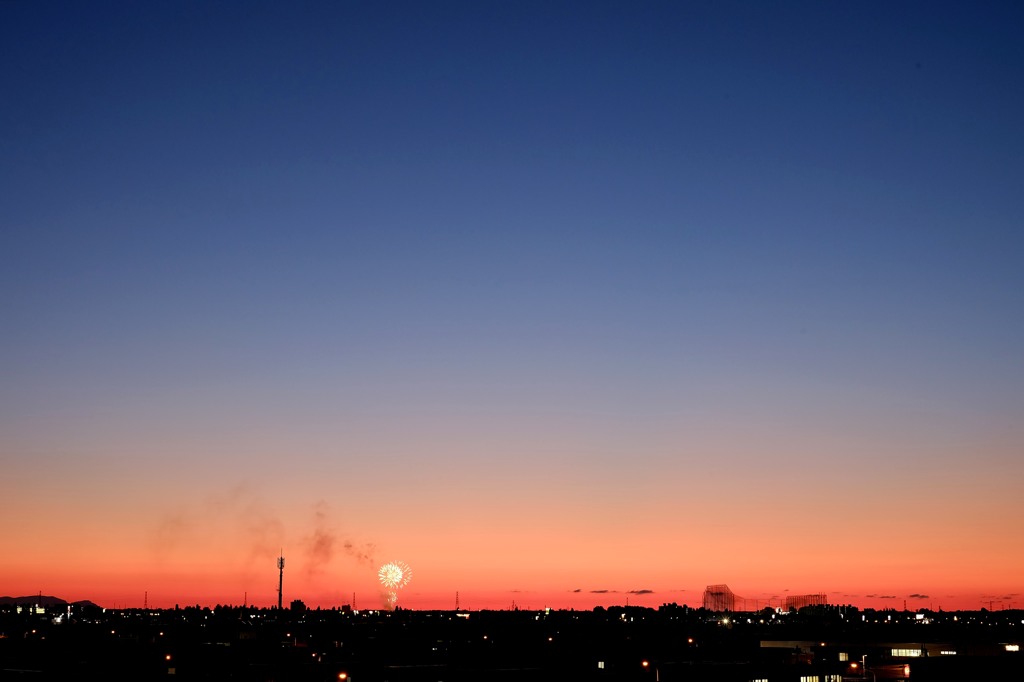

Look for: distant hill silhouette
[0,595,100,608]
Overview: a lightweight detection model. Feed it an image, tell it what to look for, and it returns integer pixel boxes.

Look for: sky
[2,1,1023,612]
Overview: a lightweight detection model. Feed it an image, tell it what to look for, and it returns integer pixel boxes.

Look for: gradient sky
[2,1,1023,612]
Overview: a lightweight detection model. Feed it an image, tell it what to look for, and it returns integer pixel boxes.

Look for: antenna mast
[277,554,285,610]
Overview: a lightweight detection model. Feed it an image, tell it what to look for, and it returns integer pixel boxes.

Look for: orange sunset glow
[3,1,1023,617]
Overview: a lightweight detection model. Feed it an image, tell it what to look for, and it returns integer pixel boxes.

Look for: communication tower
[277,554,285,610]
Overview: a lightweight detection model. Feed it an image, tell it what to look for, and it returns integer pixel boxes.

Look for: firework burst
[378,560,412,589]
[377,560,412,609]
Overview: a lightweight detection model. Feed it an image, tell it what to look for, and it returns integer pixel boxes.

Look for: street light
[859,654,876,681]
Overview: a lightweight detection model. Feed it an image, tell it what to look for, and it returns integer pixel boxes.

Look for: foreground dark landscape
[2,599,1021,681]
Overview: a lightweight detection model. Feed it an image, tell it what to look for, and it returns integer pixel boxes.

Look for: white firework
[378,560,412,590]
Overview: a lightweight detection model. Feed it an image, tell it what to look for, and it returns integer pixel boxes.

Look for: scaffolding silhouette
[704,584,826,612]
[703,584,738,611]
[784,593,828,610]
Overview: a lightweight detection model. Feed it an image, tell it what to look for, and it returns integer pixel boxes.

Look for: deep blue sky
[2,1,1023,607]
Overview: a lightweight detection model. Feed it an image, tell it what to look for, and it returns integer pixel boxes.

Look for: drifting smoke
[152,488,374,579]
[235,492,286,563]
[153,512,190,560]
[343,540,376,565]
[304,502,335,575]
[151,485,284,564]
[302,501,376,576]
